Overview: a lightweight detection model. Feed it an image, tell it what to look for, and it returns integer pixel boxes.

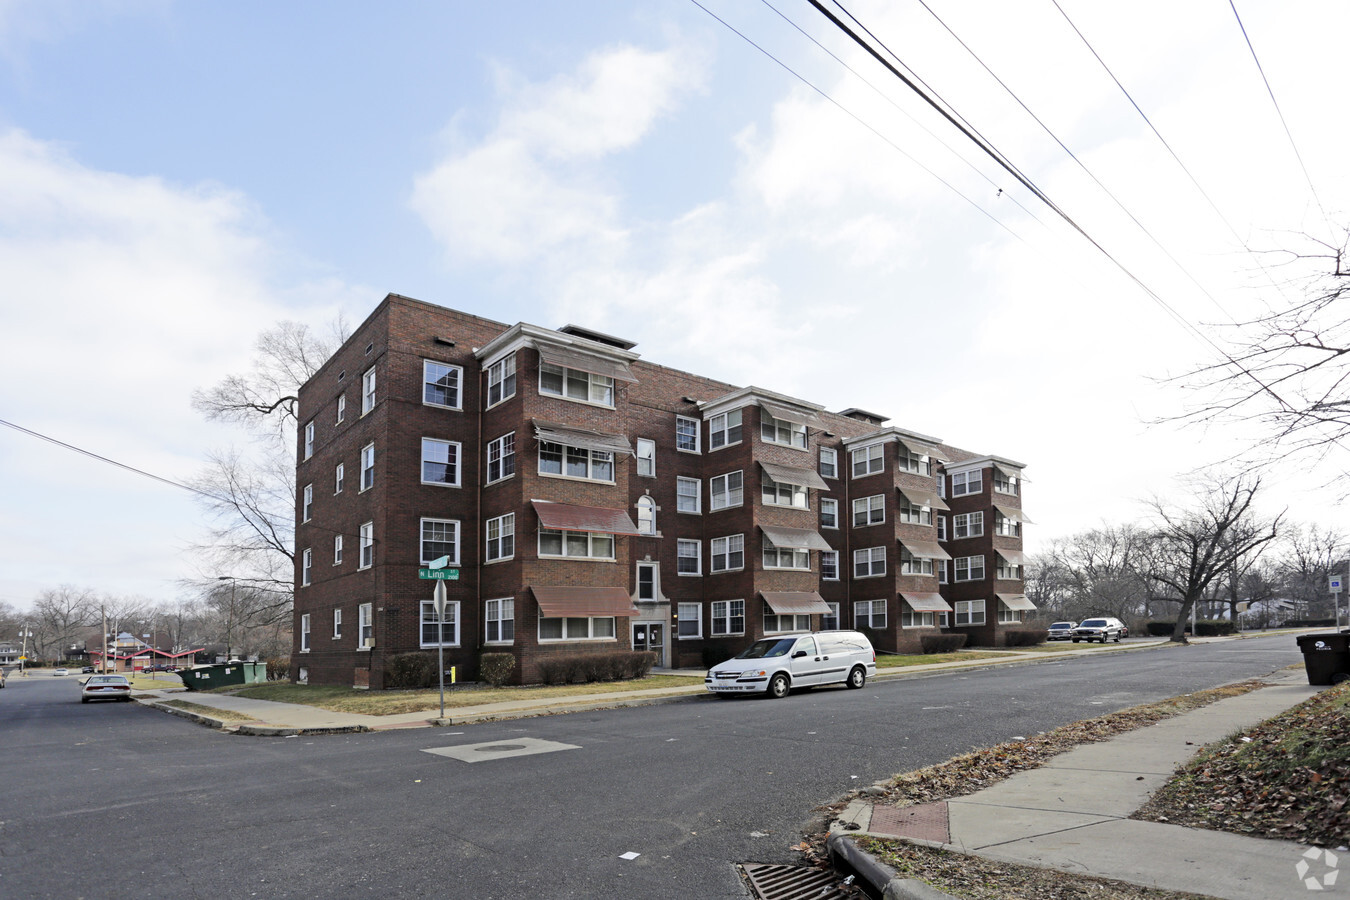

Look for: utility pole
[19,623,30,676]
[102,605,108,674]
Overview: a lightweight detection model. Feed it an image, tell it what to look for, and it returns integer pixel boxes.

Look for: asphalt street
[0,635,1304,899]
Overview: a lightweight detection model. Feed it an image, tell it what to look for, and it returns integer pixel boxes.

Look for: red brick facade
[291,294,1030,687]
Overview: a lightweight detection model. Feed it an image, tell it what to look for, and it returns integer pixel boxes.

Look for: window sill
[677,635,703,641]
[708,440,742,452]
[420,645,461,650]
[485,474,516,486]
[484,639,514,646]
[677,571,702,577]
[420,481,464,489]
[709,569,744,575]
[483,556,514,566]
[538,472,616,486]
[422,402,464,412]
[676,448,701,455]
[299,648,311,654]
[357,647,371,652]
[539,394,615,411]
[538,637,619,644]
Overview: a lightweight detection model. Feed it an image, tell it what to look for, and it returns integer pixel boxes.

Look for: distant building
[292,294,1032,688]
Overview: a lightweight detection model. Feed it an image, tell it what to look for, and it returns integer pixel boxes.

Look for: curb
[827,834,956,900]
[234,723,372,736]
[429,690,711,726]
[143,700,231,731]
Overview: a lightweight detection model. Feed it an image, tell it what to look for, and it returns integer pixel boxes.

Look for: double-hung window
[360,443,375,491]
[993,470,1019,494]
[421,438,461,487]
[336,395,345,424]
[711,599,745,636]
[761,414,806,449]
[900,546,933,576]
[853,494,885,527]
[538,529,614,560]
[901,600,934,628]
[762,478,807,508]
[301,548,312,586]
[763,539,809,570]
[333,609,342,638]
[854,546,886,578]
[764,612,810,633]
[953,512,984,539]
[676,416,699,453]
[335,463,344,494]
[954,555,985,582]
[636,496,656,535]
[951,470,982,496]
[358,602,373,647]
[303,422,314,460]
[358,522,374,569]
[485,599,514,643]
[420,518,459,565]
[998,602,1022,624]
[636,562,658,601]
[420,599,459,647]
[936,515,946,541]
[897,445,929,475]
[485,514,514,562]
[898,500,931,526]
[540,362,613,406]
[854,599,886,629]
[710,471,743,510]
[852,444,884,477]
[423,360,462,408]
[955,599,986,625]
[937,559,948,584]
[822,602,840,630]
[709,410,742,449]
[487,433,515,483]
[820,498,838,529]
[361,367,376,415]
[677,602,701,638]
[636,439,655,477]
[300,614,311,652]
[333,534,343,565]
[677,539,701,574]
[676,476,700,513]
[538,441,614,482]
[996,555,1022,581]
[995,513,1021,537]
[486,353,516,407]
[302,484,313,522]
[821,550,839,581]
[711,534,744,573]
[820,447,837,479]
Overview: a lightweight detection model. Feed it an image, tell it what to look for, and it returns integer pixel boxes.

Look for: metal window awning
[897,436,947,462]
[760,591,832,615]
[531,586,641,618]
[759,524,833,552]
[759,400,824,429]
[995,548,1026,566]
[996,593,1037,611]
[759,460,829,491]
[992,463,1022,481]
[994,504,1034,524]
[900,592,953,613]
[532,499,640,536]
[899,539,952,561]
[535,343,638,383]
[533,419,634,456]
[897,485,950,511]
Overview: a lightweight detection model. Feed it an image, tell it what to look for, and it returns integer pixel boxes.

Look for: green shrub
[479,652,515,687]
[537,652,654,685]
[920,634,968,654]
[537,656,579,685]
[385,652,436,689]
[1003,629,1044,647]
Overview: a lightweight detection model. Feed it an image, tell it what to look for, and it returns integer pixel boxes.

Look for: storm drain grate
[742,862,854,900]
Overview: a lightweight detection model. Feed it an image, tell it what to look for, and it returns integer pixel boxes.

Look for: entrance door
[632,622,666,667]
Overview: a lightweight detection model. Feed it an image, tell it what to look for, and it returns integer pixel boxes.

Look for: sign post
[1331,575,1344,631]
[433,580,448,720]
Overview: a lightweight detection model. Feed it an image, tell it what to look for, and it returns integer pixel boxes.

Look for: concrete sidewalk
[830,668,1329,900]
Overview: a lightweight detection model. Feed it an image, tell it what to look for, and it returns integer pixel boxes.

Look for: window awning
[759,400,824,429]
[760,591,832,615]
[533,419,634,457]
[992,463,1022,481]
[759,460,829,491]
[899,539,952,561]
[531,586,641,618]
[897,436,947,463]
[994,504,1034,525]
[535,343,638,384]
[532,499,640,536]
[759,524,833,552]
[996,593,1037,611]
[898,486,950,511]
[900,592,953,613]
[996,548,1026,566]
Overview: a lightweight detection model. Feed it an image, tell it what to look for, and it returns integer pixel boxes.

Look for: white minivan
[705,630,877,698]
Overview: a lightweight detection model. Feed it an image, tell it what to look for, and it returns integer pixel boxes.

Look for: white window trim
[358,602,374,649]
[303,422,314,460]
[537,616,618,643]
[302,483,313,522]
[299,614,311,653]
[537,529,615,561]
[420,438,462,488]
[486,354,517,409]
[710,599,745,636]
[636,495,657,536]
[854,599,887,630]
[485,598,515,645]
[676,416,701,454]
[853,546,886,578]
[335,395,345,424]
[762,542,810,570]
[677,538,702,576]
[820,497,839,529]
[710,534,745,573]
[820,447,838,479]
[636,438,656,477]
[422,359,464,410]
[763,612,811,634]
[360,443,375,492]
[333,608,342,639]
[821,549,840,581]
[677,602,702,639]
[361,366,376,416]
[419,599,461,648]
[710,470,744,511]
[851,444,884,478]
[538,441,615,484]
[708,409,742,451]
[333,534,343,566]
[539,362,615,408]
[676,476,701,514]
[335,463,344,495]
[853,494,886,527]
[485,513,515,563]
[636,561,659,602]
[487,432,516,484]
[420,517,461,566]
[301,548,312,586]
[760,415,808,450]
[358,522,373,570]
[954,555,986,583]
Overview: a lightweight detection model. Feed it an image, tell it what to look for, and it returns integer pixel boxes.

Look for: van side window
[795,637,817,656]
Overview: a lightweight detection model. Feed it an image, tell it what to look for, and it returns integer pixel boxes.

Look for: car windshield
[736,638,798,659]
[1050,622,1073,629]
[1080,619,1106,627]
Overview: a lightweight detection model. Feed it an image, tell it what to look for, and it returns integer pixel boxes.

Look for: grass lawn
[229,674,706,716]
[874,650,1020,668]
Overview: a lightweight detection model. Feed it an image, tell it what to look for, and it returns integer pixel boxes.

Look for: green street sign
[419,568,460,580]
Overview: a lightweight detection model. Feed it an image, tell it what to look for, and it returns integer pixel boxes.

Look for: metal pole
[434,580,447,720]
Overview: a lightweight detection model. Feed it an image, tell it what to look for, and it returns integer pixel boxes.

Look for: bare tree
[31,586,98,661]
[204,580,291,660]
[1177,231,1350,489]
[1276,524,1346,621]
[1136,475,1282,643]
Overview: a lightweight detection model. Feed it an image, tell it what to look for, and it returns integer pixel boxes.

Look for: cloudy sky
[1,0,1346,610]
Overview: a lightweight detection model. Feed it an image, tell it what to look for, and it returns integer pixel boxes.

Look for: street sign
[432,581,447,619]
[1331,576,1343,593]
[419,568,459,580]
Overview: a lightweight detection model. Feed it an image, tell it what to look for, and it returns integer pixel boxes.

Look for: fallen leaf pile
[1134,680,1350,848]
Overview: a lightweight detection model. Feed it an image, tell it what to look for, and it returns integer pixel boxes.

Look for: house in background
[292,293,1032,688]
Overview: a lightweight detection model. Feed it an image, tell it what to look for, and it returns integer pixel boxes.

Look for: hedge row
[920,634,968,654]
[537,651,656,685]
[1002,629,1045,647]
[1145,620,1237,637]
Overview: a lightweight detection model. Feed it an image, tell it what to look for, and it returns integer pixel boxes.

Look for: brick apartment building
[292,294,1033,687]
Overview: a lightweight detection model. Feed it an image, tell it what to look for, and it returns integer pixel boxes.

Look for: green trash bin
[1295,633,1350,685]
[179,663,250,691]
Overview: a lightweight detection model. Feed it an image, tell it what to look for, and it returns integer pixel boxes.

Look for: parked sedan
[1047,621,1077,641]
[52,667,70,676]
[81,674,133,703]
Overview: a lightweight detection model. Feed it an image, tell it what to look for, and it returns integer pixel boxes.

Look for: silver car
[1072,617,1126,643]
[1047,621,1077,641]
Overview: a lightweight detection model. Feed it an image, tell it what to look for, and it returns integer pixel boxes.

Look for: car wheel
[767,673,790,699]
[1100,634,1108,644]
[1072,639,1079,643]
[80,697,89,703]
[846,666,866,689]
